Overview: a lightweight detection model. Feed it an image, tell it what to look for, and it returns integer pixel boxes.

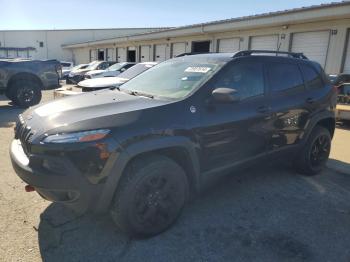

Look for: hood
[85,69,106,76]
[21,89,170,141]
[78,77,128,88]
[70,68,90,75]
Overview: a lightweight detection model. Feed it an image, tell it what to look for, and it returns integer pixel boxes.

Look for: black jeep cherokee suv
[10,50,337,236]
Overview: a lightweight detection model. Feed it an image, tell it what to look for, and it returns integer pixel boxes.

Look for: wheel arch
[95,136,200,212]
[302,111,336,143]
[7,72,43,89]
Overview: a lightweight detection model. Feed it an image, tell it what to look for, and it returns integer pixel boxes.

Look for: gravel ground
[1,90,350,262]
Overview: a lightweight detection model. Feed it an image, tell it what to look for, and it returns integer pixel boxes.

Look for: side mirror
[120,68,126,72]
[212,88,240,103]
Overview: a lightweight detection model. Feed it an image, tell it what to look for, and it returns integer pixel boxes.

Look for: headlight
[42,129,110,143]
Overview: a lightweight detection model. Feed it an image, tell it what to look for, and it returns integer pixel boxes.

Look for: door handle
[306,97,315,104]
[256,106,271,113]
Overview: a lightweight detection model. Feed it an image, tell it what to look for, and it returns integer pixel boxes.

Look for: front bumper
[10,139,103,213]
[66,75,84,84]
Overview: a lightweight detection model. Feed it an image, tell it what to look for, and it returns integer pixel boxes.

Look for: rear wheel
[12,79,42,108]
[294,126,331,175]
[110,155,189,237]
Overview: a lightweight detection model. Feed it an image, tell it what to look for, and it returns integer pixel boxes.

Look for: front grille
[15,115,34,155]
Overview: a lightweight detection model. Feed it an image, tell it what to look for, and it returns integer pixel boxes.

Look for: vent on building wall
[39,42,44,47]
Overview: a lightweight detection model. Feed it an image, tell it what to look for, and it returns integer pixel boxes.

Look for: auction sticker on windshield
[185,66,212,73]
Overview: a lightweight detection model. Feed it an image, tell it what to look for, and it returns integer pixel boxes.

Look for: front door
[198,58,270,172]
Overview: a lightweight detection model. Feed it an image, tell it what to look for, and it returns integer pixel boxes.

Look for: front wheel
[13,79,42,108]
[110,155,189,237]
[294,126,331,176]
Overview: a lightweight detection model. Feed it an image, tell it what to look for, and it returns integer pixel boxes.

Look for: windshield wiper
[121,89,154,99]
[110,86,120,91]
[132,91,154,99]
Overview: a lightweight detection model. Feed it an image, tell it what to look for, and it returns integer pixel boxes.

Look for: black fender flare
[300,110,335,144]
[95,136,200,212]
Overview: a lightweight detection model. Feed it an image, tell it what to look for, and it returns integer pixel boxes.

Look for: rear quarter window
[267,63,304,92]
[300,64,323,89]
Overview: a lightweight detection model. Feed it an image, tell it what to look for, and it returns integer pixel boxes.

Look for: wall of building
[69,18,350,74]
[0,28,161,62]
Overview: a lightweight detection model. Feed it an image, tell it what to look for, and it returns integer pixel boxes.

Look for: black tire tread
[110,154,188,237]
[294,126,331,176]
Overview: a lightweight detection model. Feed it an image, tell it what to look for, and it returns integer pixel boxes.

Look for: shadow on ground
[0,103,23,128]
[38,163,350,262]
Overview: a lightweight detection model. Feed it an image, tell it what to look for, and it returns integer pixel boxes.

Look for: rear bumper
[10,139,103,213]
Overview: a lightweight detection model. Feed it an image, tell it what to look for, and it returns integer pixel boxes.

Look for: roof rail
[233,50,308,59]
[175,52,212,57]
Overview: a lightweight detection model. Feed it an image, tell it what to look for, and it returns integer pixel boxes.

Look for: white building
[0,28,166,62]
[63,2,350,74]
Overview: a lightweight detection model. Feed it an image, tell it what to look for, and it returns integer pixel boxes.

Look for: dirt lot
[1,91,350,262]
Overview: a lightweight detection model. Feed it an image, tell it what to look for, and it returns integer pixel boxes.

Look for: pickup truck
[0,59,61,107]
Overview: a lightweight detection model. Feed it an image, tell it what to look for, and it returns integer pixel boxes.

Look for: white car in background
[60,61,74,79]
[84,62,135,79]
[54,62,158,98]
[61,63,88,80]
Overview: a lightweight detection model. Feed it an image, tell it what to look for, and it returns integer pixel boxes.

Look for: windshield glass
[121,58,225,99]
[108,63,125,71]
[86,61,100,70]
[117,63,154,80]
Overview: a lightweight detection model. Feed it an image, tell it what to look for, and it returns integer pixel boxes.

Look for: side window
[267,63,304,92]
[300,64,323,89]
[213,61,264,100]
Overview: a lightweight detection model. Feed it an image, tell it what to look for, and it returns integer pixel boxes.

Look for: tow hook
[25,185,35,192]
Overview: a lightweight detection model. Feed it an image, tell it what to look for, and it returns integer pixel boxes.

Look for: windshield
[121,58,224,99]
[117,63,154,80]
[86,61,100,70]
[108,63,125,71]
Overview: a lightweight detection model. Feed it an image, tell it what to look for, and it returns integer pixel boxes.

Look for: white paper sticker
[185,66,211,73]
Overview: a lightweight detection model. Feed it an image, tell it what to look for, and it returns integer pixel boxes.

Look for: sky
[0,0,344,30]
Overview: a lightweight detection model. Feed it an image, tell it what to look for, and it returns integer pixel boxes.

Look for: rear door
[199,58,271,172]
[266,60,309,150]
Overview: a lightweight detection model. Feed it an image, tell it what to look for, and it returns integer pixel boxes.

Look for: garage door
[117,47,127,62]
[155,44,167,62]
[172,42,186,57]
[343,33,350,73]
[0,50,6,58]
[90,49,97,61]
[218,38,240,53]
[140,45,151,62]
[106,48,114,61]
[291,31,330,67]
[250,35,279,51]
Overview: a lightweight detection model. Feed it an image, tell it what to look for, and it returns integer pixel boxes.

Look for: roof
[63,1,350,49]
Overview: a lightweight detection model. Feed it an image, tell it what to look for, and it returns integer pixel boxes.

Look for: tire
[12,79,42,108]
[110,154,189,237]
[294,126,331,176]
